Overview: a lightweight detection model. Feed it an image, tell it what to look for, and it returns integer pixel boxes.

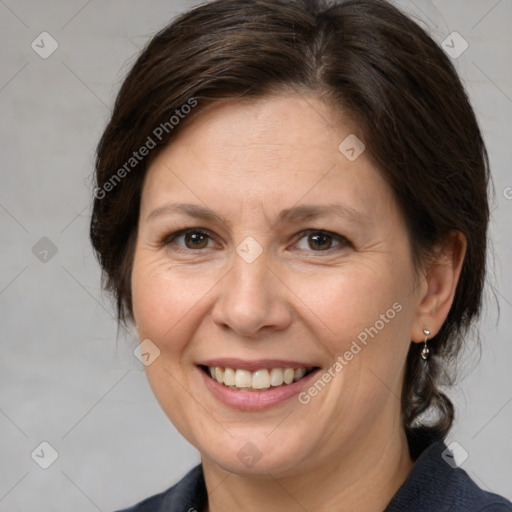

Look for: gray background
[0,1,511,510]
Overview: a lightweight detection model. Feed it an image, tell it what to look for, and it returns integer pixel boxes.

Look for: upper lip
[197,358,319,372]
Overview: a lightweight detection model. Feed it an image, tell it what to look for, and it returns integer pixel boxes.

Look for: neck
[201,424,414,512]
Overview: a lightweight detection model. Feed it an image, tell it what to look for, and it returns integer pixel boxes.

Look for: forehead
[167,94,353,160]
[140,94,394,226]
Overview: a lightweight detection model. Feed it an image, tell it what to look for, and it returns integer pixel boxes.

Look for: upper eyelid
[292,230,351,250]
[164,228,350,249]
[294,229,348,242]
[163,227,216,245]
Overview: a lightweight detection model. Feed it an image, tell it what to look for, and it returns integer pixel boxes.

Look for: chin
[197,430,315,478]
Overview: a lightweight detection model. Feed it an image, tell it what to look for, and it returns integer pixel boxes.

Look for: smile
[202,365,316,391]
[196,360,321,411]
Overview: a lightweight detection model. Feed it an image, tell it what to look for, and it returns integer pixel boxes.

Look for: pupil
[310,233,331,250]
[186,232,207,248]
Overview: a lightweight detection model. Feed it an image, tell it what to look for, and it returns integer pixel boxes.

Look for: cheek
[131,255,169,340]
[304,268,410,407]
[294,257,414,414]
[294,262,408,349]
[130,250,211,438]
[131,250,209,345]
[132,249,194,332]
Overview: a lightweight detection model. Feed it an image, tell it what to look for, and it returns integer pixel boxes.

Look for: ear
[411,231,467,343]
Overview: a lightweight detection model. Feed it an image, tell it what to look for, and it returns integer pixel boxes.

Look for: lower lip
[197,366,321,411]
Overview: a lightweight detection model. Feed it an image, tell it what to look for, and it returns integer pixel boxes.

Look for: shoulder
[113,464,206,512]
[478,505,512,512]
[114,491,165,512]
[446,463,512,511]
[385,432,512,512]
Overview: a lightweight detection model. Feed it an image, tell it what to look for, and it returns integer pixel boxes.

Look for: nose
[211,249,292,337]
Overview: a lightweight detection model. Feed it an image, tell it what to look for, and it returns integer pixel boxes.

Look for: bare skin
[131,93,465,512]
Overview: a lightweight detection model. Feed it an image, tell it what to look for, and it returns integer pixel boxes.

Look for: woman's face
[131,94,426,477]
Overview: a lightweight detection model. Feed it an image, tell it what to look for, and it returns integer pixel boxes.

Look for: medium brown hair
[90,0,490,445]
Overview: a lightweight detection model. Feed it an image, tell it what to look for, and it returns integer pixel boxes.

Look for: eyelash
[161,228,352,253]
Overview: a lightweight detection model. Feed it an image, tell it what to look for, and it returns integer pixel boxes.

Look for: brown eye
[294,230,349,252]
[183,231,209,249]
[308,232,333,250]
[164,229,213,250]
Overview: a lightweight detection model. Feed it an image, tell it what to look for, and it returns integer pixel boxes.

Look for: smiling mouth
[199,365,318,391]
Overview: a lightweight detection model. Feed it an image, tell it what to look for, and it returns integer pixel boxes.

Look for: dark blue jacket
[116,436,511,511]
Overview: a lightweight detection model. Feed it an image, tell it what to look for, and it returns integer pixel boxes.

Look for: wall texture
[0,1,510,510]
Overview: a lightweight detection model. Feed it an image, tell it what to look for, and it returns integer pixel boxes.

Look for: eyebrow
[146,202,370,226]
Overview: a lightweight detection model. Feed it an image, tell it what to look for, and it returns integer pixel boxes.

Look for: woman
[90,0,512,510]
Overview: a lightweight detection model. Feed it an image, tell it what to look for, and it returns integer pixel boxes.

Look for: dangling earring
[421,329,431,360]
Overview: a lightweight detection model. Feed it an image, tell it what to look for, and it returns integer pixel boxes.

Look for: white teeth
[269,368,284,386]
[252,369,270,389]
[223,367,235,386]
[235,369,252,388]
[283,368,295,384]
[206,365,313,390]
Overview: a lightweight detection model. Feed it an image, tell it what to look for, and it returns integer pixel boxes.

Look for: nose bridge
[233,242,270,293]
[211,243,291,336]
